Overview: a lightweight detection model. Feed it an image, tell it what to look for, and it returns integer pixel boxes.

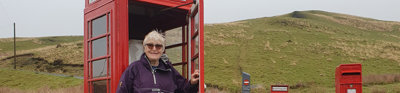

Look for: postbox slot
[342,72,360,76]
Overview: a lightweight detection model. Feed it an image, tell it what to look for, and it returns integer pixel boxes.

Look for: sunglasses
[145,43,163,50]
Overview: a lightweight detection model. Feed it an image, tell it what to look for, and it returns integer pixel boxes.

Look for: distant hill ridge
[204,10,400,92]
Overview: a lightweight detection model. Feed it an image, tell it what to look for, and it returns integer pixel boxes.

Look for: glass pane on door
[92,15,107,37]
[92,37,107,58]
[92,59,107,78]
[92,80,107,93]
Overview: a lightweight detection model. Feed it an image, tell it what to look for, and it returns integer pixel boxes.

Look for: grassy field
[0,36,84,91]
[0,68,82,91]
[204,10,400,92]
[0,36,84,76]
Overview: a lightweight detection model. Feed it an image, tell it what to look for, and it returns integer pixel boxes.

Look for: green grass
[204,10,400,92]
[0,68,82,90]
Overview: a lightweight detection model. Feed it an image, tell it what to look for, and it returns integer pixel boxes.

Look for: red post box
[270,85,289,93]
[335,64,362,93]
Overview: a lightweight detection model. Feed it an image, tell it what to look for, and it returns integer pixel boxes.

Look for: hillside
[204,10,400,92]
[0,36,84,91]
[0,36,84,76]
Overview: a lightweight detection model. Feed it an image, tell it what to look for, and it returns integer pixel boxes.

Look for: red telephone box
[83,0,204,93]
[270,85,289,93]
[335,64,362,93]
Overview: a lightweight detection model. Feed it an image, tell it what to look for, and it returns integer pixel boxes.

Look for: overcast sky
[0,0,399,38]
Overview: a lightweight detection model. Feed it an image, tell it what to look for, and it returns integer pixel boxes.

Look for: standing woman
[117,31,199,93]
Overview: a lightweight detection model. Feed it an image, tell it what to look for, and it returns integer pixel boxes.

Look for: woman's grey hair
[143,30,166,49]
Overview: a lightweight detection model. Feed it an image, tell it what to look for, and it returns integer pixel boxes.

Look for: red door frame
[199,0,204,91]
[84,1,115,93]
[189,0,204,92]
[84,0,129,92]
[112,0,129,92]
[189,4,199,77]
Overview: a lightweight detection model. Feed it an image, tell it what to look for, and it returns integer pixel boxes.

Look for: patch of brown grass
[1,40,83,61]
[392,86,400,93]
[363,74,400,86]
[34,41,83,64]
[264,41,273,51]
[0,37,36,43]
[0,87,24,93]
[207,21,249,28]
[205,84,236,93]
[208,39,236,46]
[216,29,251,40]
[290,82,313,89]
[222,58,229,64]
[329,40,400,63]
[270,58,277,63]
[313,13,400,31]
[205,87,228,93]
[371,86,387,93]
[262,29,289,33]
[206,30,245,46]
[308,86,329,93]
[384,34,400,40]
[0,85,83,93]
[290,60,298,66]
[251,85,267,93]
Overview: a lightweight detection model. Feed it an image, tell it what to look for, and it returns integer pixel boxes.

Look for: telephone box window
[165,28,184,74]
[194,58,199,70]
[87,22,91,39]
[195,36,199,54]
[108,58,111,75]
[92,37,107,58]
[92,80,107,93]
[88,42,91,58]
[92,59,107,78]
[194,13,199,31]
[92,15,107,37]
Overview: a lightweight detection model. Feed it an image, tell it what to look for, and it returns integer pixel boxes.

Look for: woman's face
[144,40,164,62]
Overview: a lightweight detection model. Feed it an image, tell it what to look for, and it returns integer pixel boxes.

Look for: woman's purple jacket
[116,54,198,93]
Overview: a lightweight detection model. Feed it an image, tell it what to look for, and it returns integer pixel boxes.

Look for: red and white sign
[244,79,249,85]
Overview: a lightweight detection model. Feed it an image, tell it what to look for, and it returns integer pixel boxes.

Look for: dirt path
[205,87,228,93]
